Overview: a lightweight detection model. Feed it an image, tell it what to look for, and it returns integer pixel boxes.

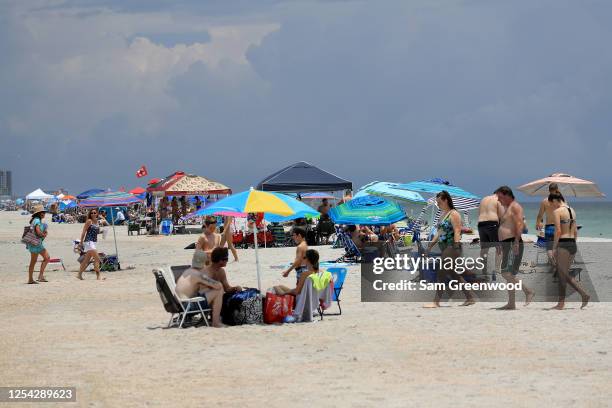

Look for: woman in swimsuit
[78,208,104,280]
[549,192,589,309]
[425,191,475,307]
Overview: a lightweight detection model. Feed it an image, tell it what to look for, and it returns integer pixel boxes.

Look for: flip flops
[36,278,48,282]
[27,281,39,284]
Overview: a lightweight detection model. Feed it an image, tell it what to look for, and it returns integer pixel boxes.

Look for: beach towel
[293,279,333,323]
[309,270,332,291]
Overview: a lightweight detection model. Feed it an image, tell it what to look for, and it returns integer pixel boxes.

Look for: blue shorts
[544,224,555,250]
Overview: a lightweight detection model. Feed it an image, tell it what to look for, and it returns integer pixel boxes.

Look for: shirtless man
[196,216,221,264]
[204,247,242,294]
[282,227,308,284]
[477,194,503,280]
[495,186,535,309]
[175,249,224,327]
[536,183,562,262]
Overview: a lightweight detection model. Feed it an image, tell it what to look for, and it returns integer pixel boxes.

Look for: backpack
[221,288,262,326]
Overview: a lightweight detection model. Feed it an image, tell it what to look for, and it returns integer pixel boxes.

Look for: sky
[1,0,611,199]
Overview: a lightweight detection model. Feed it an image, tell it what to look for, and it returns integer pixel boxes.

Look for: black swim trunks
[501,237,524,275]
[478,221,499,248]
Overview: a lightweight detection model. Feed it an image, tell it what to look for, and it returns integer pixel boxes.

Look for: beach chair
[152,267,211,328]
[325,267,347,315]
[36,257,65,271]
[534,235,550,266]
[268,223,288,247]
[293,276,333,322]
[335,232,362,263]
[316,220,336,245]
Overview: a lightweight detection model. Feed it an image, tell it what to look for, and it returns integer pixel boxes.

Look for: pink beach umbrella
[517,173,605,198]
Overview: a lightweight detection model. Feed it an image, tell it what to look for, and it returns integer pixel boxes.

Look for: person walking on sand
[548,192,589,310]
[219,216,239,262]
[77,208,105,280]
[25,204,51,284]
[477,193,503,281]
[495,186,534,309]
[424,191,475,308]
[536,183,563,265]
[282,227,308,284]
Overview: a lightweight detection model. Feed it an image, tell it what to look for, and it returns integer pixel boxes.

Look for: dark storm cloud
[1,0,611,198]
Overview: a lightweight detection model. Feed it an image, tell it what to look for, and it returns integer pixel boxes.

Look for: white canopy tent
[25,188,54,200]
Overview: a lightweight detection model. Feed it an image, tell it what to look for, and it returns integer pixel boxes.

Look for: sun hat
[192,249,208,269]
[30,204,46,216]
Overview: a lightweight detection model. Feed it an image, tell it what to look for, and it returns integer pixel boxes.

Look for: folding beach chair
[36,258,65,271]
[325,267,347,315]
[335,232,362,263]
[534,235,550,266]
[152,267,211,328]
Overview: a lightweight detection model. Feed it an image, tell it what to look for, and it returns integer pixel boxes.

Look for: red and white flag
[136,165,148,178]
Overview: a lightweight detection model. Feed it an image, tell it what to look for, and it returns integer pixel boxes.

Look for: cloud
[1,0,612,198]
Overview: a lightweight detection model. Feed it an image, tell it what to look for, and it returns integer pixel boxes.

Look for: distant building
[0,170,12,199]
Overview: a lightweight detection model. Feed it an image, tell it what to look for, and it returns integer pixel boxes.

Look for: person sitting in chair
[175,250,224,327]
[274,249,319,296]
[203,247,242,294]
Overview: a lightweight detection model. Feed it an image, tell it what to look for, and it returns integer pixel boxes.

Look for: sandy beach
[1,211,611,407]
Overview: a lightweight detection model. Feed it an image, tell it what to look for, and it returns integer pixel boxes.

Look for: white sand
[1,211,611,407]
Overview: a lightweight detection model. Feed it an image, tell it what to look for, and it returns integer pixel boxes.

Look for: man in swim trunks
[495,186,535,310]
[536,183,563,263]
[477,194,503,280]
[282,227,308,284]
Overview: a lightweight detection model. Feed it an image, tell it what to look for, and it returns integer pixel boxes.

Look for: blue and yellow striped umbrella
[329,195,406,225]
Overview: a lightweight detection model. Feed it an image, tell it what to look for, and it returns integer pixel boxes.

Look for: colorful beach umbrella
[76,188,105,200]
[147,171,231,196]
[517,173,605,198]
[395,179,480,210]
[183,188,319,290]
[329,195,406,225]
[79,191,143,264]
[354,181,427,204]
[129,187,145,195]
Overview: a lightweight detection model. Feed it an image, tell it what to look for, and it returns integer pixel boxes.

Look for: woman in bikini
[424,191,475,307]
[548,192,589,309]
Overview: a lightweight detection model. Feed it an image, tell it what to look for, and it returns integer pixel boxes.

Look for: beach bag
[264,293,294,324]
[221,288,262,326]
[21,225,41,247]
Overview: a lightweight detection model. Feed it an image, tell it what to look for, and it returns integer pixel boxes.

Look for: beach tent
[77,189,105,200]
[26,188,54,200]
[517,173,605,198]
[255,162,352,193]
[147,171,232,197]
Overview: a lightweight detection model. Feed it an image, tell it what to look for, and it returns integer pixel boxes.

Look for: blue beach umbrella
[76,188,105,200]
[79,191,143,264]
[354,181,427,204]
[395,179,480,210]
[329,195,406,225]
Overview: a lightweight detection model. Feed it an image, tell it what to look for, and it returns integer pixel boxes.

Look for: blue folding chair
[326,267,347,315]
[335,232,362,263]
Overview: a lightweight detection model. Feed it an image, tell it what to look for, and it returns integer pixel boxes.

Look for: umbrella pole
[110,207,119,264]
[254,224,262,292]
